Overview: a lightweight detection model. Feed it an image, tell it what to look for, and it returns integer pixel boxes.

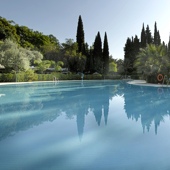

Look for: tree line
[0,15,115,77]
[76,15,110,74]
[1,14,170,83]
[124,22,170,82]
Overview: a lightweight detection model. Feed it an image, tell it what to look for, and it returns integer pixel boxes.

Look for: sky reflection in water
[0,80,170,170]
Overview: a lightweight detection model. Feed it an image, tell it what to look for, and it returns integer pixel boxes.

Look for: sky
[1,0,170,59]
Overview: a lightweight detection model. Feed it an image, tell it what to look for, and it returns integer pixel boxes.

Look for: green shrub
[0,73,15,82]
[24,69,36,81]
[84,74,102,80]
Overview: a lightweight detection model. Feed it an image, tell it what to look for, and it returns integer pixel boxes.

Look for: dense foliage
[0,15,114,81]
[2,15,170,83]
[124,22,170,82]
[0,39,43,72]
[135,44,170,83]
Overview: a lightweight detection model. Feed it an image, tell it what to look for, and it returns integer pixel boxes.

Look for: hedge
[0,72,103,82]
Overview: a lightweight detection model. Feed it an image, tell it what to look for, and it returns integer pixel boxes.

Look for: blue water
[0,80,170,170]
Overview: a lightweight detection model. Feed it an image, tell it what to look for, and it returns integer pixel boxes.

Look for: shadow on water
[0,80,170,141]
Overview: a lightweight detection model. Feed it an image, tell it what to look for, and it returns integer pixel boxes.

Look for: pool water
[0,80,170,170]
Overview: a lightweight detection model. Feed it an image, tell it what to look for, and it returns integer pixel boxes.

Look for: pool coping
[0,81,54,86]
[0,80,170,88]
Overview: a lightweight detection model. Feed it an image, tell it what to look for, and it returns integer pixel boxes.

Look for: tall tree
[154,22,161,46]
[140,23,146,48]
[167,36,170,58]
[123,35,140,75]
[103,32,109,74]
[133,35,140,54]
[93,32,102,73]
[124,37,134,75]
[157,30,161,45]
[76,15,85,54]
[145,25,153,44]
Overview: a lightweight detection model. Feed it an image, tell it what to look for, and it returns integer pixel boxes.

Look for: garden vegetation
[1,16,170,83]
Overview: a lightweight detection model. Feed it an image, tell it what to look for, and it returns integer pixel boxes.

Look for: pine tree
[103,32,109,74]
[93,32,102,73]
[140,23,146,48]
[76,15,85,54]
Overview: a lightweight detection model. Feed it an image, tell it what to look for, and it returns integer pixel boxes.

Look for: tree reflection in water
[0,80,170,141]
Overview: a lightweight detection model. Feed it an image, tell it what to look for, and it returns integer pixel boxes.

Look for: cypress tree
[134,35,140,52]
[93,32,102,73]
[154,22,161,46]
[103,32,109,74]
[157,30,161,45]
[167,36,170,58]
[133,35,140,73]
[76,15,85,54]
[124,37,133,74]
[124,36,139,75]
[154,22,158,45]
[140,23,146,48]
[133,35,140,60]
[145,25,153,44]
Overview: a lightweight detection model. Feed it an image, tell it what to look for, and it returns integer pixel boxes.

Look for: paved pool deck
[127,79,170,87]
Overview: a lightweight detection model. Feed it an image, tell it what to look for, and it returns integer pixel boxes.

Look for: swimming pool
[0,80,170,170]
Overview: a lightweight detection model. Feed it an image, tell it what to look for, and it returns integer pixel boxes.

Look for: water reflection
[124,85,170,134]
[0,80,170,141]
